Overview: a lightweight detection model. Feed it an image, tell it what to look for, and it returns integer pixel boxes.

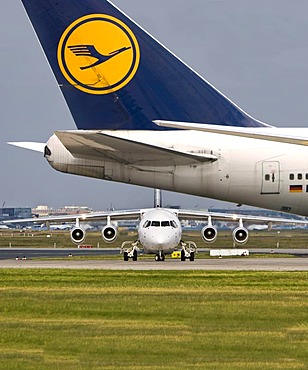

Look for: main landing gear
[180,241,197,262]
[121,241,139,262]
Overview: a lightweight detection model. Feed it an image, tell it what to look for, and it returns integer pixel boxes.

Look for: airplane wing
[175,209,308,226]
[55,130,218,167]
[154,120,308,146]
[3,209,146,226]
[5,207,308,230]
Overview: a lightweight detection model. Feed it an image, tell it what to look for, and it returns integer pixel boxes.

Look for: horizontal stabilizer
[7,142,45,153]
[154,120,308,146]
[55,131,218,167]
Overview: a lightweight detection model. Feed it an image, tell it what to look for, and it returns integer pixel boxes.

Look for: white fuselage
[46,129,308,217]
[137,209,182,254]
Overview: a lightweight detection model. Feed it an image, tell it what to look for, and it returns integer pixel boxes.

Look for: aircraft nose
[153,234,172,247]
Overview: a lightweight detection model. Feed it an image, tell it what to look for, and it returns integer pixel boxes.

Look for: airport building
[0,207,32,222]
[32,205,93,217]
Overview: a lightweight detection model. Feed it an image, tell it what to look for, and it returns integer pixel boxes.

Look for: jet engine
[232,226,249,245]
[201,225,218,243]
[70,227,86,245]
[102,225,117,243]
[201,216,218,243]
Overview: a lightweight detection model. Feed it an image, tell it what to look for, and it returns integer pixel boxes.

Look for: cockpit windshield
[161,221,170,227]
[151,221,160,227]
[143,219,178,228]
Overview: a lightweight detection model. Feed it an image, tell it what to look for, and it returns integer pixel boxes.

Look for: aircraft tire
[133,250,138,261]
[190,252,195,262]
[124,252,129,261]
[181,250,186,262]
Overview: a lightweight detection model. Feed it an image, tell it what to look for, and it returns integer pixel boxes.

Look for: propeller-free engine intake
[70,227,86,245]
[102,225,117,243]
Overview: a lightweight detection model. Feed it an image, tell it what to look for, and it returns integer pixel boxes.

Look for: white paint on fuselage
[46,128,308,216]
[137,209,182,254]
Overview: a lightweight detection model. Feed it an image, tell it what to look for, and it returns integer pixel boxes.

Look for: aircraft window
[289,174,294,180]
[161,221,170,227]
[298,173,303,180]
[306,174,308,180]
[170,221,178,228]
[265,174,270,181]
[151,221,160,227]
[143,220,151,228]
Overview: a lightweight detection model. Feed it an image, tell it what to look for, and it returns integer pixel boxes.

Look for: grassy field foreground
[0,270,307,369]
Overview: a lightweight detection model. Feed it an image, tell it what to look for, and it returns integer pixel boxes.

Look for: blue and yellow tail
[21,0,266,130]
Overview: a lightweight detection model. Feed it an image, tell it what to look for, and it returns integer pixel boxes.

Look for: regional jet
[8,1,308,226]
[5,190,308,261]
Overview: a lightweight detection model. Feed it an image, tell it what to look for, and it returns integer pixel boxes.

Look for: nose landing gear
[155,251,165,262]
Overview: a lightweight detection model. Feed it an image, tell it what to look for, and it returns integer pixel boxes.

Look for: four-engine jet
[6,190,308,261]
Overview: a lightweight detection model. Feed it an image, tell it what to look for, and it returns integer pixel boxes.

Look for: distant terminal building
[0,207,32,222]
[32,205,93,217]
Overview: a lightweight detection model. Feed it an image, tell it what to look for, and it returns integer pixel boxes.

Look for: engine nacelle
[70,227,86,245]
[201,225,218,243]
[232,226,249,245]
[102,225,117,243]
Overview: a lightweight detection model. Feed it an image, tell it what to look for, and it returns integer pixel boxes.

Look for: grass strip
[0,270,307,369]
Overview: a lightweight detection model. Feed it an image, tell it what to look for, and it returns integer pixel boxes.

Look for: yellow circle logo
[58,14,140,95]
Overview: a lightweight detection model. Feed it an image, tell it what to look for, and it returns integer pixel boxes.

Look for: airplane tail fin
[20,0,267,130]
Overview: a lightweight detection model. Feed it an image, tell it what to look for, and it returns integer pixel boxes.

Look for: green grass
[0,270,307,369]
[0,230,138,249]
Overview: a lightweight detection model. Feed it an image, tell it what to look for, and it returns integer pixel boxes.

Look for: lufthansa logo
[58,14,140,95]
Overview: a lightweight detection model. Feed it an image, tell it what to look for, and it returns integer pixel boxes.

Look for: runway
[1,247,308,261]
[0,248,118,260]
[0,257,307,271]
[0,248,307,271]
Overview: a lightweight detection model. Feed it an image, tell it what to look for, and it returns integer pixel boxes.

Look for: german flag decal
[290,185,303,193]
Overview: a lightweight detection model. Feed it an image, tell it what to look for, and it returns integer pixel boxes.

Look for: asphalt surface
[0,248,307,271]
[0,248,119,260]
[1,248,307,261]
[0,258,307,271]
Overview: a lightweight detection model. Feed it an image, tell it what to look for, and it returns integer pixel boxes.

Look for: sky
[1,0,308,210]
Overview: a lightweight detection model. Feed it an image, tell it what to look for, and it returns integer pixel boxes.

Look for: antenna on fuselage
[154,189,162,208]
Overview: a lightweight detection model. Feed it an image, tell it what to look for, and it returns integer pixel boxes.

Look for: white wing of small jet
[176,209,308,225]
[4,209,143,225]
[5,208,308,227]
